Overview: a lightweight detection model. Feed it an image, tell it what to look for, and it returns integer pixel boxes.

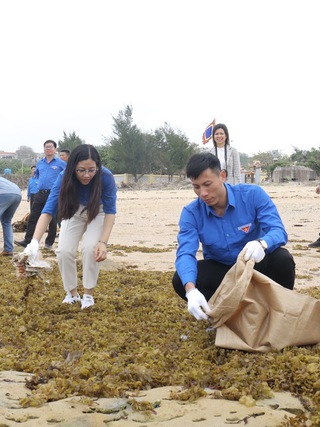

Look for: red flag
[202,119,216,144]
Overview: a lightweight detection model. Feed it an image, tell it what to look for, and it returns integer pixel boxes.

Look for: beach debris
[12,252,52,278]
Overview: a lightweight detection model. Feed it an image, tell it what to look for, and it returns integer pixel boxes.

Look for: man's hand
[24,238,39,260]
[186,288,210,320]
[244,240,265,263]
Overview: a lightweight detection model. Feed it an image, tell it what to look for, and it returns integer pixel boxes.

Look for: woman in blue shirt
[24,144,117,309]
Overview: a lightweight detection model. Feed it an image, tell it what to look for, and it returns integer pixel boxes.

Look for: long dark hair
[58,144,102,223]
[212,123,230,173]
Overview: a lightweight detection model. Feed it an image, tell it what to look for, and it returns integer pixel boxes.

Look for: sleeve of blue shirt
[175,204,200,286]
[41,172,63,216]
[101,167,117,214]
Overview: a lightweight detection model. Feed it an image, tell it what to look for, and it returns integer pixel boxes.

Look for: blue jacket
[175,183,288,286]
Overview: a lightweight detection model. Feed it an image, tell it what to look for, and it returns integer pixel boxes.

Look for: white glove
[24,238,39,261]
[244,240,265,263]
[186,288,210,320]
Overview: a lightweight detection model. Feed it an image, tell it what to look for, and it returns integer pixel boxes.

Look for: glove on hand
[244,240,265,263]
[24,238,39,260]
[186,288,210,320]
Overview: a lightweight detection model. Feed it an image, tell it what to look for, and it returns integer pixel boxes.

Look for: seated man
[172,152,295,320]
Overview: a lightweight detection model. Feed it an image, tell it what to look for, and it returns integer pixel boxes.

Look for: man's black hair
[186,153,221,179]
[43,139,57,148]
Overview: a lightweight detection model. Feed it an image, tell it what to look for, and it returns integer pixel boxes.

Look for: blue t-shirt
[175,183,288,286]
[27,176,39,198]
[42,166,117,216]
[35,157,66,190]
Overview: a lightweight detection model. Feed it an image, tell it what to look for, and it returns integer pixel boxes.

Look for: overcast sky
[1,0,319,156]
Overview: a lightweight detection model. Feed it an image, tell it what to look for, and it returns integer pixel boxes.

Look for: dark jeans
[29,193,36,211]
[172,247,296,302]
[24,191,57,246]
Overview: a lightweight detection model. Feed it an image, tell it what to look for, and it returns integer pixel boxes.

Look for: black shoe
[308,236,320,248]
[14,240,28,248]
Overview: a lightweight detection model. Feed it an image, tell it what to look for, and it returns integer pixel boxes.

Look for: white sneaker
[81,294,95,309]
[62,292,81,304]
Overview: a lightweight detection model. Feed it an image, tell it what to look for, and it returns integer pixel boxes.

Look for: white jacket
[212,145,241,184]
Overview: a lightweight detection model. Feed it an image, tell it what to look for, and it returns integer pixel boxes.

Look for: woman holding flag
[203,121,241,184]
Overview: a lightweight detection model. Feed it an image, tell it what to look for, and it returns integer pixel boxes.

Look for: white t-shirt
[216,146,226,170]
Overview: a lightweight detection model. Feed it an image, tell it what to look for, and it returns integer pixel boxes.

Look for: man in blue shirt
[172,152,295,321]
[15,140,66,249]
[27,165,38,210]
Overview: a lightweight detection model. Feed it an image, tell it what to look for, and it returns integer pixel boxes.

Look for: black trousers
[29,193,36,211]
[172,247,296,302]
[24,191,57,246]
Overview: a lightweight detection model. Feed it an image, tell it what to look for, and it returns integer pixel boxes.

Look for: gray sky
[1,0,319,156]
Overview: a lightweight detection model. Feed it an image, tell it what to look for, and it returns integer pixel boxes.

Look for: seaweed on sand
[0,257,319,425]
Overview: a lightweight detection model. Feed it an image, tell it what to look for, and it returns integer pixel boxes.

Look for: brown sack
[207,249,320,352]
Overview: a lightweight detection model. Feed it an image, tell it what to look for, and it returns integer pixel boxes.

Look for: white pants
[56,205,105,292]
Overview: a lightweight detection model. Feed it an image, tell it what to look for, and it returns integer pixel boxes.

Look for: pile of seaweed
[0,256,319,425]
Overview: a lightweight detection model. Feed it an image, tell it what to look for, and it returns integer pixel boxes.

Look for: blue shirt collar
[201,183,236,216]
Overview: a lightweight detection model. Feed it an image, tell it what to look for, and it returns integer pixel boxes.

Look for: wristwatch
[258,239,268,250]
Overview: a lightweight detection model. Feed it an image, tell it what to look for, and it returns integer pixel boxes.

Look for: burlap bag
[207,249,320,352]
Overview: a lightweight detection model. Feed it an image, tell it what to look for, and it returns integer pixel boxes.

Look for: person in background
[27,165,38,211]
[24,144,117,309]
[211,123,241,184]
[15,140,66,249]
[0,177,22,256]
[308,183,320,248]
[59,149,70,162]
[172,152,295,320]
[57,150,70,234]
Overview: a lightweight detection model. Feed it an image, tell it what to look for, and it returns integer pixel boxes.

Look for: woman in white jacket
[211,123,241,184]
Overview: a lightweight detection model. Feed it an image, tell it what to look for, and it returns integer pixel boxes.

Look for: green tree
[15,145,36,161]
[290,146,320,175]
[0,159,23,174]
[154,123,198,179]
[306,148,320,175]
[101,106,197,181]
[95,145,112,168]
[106,105,153,182]
[239,152,250,169]
[250,150,289,179]
[58,131,85,152]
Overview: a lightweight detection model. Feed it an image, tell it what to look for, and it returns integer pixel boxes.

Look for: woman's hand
[94,241,108,262]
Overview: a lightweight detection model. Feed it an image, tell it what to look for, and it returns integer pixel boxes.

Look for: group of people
[0,124,318,317]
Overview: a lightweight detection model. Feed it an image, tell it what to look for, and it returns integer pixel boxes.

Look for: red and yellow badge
[238,223,251,233]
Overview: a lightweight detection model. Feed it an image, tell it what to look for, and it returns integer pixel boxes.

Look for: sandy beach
[10,181,320,288]
[0,181,319,426]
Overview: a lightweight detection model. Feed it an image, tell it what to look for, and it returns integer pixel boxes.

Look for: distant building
[0,151,17,159]
[272,166,317,183]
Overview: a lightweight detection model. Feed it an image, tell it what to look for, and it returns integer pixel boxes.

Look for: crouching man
[172,153,295,320]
